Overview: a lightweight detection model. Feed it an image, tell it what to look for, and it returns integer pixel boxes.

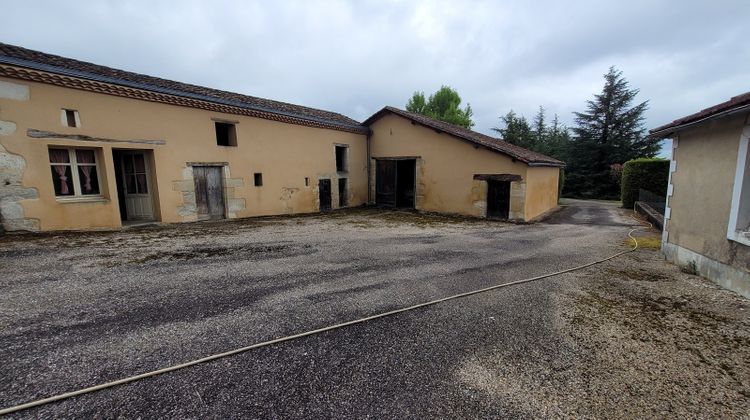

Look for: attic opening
[215,122,237,147]
[61,109,79,128]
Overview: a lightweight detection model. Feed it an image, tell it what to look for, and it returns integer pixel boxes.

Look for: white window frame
[49,147,104,200]
[60,109,81,128]
[727,125,750,246]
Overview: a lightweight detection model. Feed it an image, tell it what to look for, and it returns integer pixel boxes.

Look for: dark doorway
[319,179,332,211]
[396,160,415,208]
[338,178,348,207]
[193,166,225,220]
[375,159,416,208]
[487,180,511,219]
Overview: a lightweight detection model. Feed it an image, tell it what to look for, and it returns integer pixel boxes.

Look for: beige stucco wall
[525,166,560,220]
[368,113,559,220]
[666,113,750,274]
[0,76,367,231]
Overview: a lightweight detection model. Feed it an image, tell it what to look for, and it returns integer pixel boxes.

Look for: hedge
[620,158,670,209]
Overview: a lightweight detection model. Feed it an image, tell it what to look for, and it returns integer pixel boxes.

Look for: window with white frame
[727,126,750,245]
[48,148,102,198]
[60,109,80,128]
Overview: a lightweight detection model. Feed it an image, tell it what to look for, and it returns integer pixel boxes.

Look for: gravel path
[0,202,747,417]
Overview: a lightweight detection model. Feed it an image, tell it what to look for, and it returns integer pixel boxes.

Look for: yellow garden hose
[0,215,649,416]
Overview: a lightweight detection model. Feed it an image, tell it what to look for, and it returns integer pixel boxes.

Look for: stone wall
[0,80,39,231]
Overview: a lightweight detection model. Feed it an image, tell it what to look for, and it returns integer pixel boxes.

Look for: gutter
[528,162,566,168]
[650,104,750,138]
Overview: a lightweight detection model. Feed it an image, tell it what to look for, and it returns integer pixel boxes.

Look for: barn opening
[487,180,510,219]
[375,158,416,208]
[475,174,520,220]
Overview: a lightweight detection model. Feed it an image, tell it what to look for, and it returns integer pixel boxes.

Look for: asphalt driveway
[1,200,747,418]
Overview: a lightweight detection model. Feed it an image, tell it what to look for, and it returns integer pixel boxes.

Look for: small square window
[61,109,79,128]
[254,173,263,186]
[215,122,237,146]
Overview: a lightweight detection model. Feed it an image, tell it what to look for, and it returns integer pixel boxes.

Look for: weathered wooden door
[319,179,332,212]
[120,151,154,220]
[194,166,225,220]
[375,160,397,207]
[487,180,511,219]
[376,159,416,208]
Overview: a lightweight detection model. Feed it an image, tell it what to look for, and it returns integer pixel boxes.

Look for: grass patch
[626,235,661,249]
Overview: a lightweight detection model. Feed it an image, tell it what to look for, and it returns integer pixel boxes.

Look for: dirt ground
[0,203,748,417]
[460,233,750,418]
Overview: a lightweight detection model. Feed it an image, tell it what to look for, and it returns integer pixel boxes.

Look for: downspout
[366,128,372,204]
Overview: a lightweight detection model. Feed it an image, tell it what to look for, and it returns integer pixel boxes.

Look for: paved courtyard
[1,201,748,417]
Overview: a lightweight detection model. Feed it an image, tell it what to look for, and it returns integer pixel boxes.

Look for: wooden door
[375,160,396,207]
[487,181,510,219]
[120,151,154,220]
[319,179,332,211]
[194,166,225,220]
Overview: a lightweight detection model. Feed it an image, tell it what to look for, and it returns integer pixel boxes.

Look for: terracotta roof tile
[0,43,367,133]
[650,91,750,137]
[364,107,565,167]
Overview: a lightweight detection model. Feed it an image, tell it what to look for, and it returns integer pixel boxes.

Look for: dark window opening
[338,178,348,207]
[304,177,310,187]
[215,122,237,146]
[254,173,263,186]
[64,109,77,127]
[335,145,348,172]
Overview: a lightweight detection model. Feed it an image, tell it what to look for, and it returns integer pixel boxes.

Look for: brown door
[375,160,396,207]
[487,180,510,219]
[194,166,225,220]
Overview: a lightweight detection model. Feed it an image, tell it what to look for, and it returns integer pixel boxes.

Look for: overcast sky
[2,1,749,156]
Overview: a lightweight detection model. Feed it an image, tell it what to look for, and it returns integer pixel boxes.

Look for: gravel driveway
[1,200,747,417]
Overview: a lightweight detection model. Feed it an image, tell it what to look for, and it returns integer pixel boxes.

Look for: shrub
[621,158,670,209]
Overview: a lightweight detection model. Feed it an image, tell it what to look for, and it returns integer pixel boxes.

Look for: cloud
[1,0,748,143]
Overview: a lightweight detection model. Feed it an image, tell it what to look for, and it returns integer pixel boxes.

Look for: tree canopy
[564,67,658,199]
[491,67,657,201]
[406,86,474,128]
[492,106,570,162]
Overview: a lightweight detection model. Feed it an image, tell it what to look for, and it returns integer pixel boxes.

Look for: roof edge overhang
[0,56,369,135]
[364,106,565,168]
[650,103,750,139]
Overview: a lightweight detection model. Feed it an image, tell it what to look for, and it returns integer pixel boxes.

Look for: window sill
[56,196,109,204]
[729,230,750,247]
